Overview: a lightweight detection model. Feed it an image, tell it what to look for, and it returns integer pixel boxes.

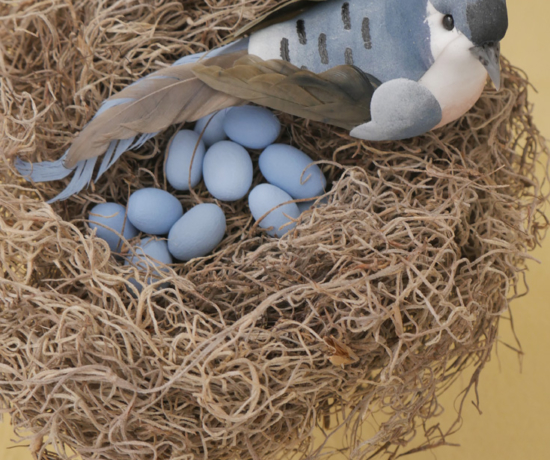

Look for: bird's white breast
[420,3,488,127]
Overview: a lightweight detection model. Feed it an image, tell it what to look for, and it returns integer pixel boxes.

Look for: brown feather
[64,52,247,169]
[64,41,375,169]
[192,55,374,130]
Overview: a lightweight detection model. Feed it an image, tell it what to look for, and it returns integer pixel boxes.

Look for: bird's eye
[443,14,455,31]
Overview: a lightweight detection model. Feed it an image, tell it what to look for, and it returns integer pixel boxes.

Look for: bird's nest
[0,1,549,460]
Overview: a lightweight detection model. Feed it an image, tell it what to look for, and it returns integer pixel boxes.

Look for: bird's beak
[471,42,502,90]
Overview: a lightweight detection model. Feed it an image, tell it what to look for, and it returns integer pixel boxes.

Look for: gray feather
[94,141,119,182]
[132,132,159,150]
[15,150,74,182]
[47,157,97,203]
[16,41,248,201]
[94,134,158,183]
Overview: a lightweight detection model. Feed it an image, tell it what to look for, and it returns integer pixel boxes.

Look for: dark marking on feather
[296,19,307,44]
[344,48,353,65]
[318,33,329,64]
[342,3,351,30]
[280,38,290,61]
[362,17,372,49]
[301,65,309,70]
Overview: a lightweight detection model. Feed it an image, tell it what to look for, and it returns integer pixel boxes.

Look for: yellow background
[1,0,549,458]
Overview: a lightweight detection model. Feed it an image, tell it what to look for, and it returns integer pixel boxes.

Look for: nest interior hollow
[0,1,549,460]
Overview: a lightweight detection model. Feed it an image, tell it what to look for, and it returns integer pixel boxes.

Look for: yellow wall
[1,0,549,458]
[412,1,550,458]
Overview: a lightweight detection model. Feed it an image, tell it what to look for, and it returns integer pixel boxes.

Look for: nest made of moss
[1,1,549,460]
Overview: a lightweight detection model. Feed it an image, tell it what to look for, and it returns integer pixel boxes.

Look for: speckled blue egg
[259,144,326,199]
[248,184,300,237]
[89,202,138,252]
[127,188,183,235]
[165,130,206,191]
[223,106,281,149]
[202,141,253,201]
[125,237,173,293]
[168,203,226,261]
[193,109,230,147]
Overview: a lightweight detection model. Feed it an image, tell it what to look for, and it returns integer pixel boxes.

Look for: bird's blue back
[249,0,434,83]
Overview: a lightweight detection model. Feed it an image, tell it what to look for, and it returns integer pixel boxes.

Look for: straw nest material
[0,1,548,460]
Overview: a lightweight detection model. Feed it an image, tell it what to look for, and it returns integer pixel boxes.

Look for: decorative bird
[16,0,508,202]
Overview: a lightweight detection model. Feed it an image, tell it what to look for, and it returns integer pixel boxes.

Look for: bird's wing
[227,0,327,41]
[63,51,247,169]
[193,54,375,130]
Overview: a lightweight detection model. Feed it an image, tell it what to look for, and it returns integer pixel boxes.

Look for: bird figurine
[16,0,508,202]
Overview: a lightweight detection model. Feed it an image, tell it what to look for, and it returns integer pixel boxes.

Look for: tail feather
[95,138,133,182]
[16,38,249,201]
[15,151,73,183]
[46,157,97,203]
[131,132,159,150]
[94,141,118,181]
[94,132,158,183]
[63,50,246,169]
[15,136,155,203]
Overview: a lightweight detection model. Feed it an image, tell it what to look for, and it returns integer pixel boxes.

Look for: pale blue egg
[125,237,173,293]
[168,203,226,261]
[248,184,300,237]
[202,141,253,201]
[165,130,206,191]
[259,144,326,199]
[193,109,230,147]
[223,106,281,149]
[127,188,183,235]
[89,202,138,252]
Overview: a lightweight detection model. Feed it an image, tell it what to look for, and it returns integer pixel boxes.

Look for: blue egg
[193,109,230,147]
[202,141,253,201]
[125,237,173,293]
[89,202,138,252]
[165,130,206,191]
[223,106,281,149]
[127,188,183,235]
[248,184,301,237]
[259,144,326,199]
[168,203,226,261]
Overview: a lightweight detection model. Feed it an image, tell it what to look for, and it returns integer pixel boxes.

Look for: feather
[94,98,135,118]
[15,150,74,183]
[94,138,134,182]
[64,51,247,168]
[93,132,159,184]
[173,52,207,66]
[132,132,159,150]
[15,38,251,202]
[47,157,98,203]
[94,141,118,181]
[15,151,97,203]
[193,55,375,129]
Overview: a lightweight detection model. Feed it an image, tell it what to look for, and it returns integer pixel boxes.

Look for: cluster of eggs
[89,106,327,292]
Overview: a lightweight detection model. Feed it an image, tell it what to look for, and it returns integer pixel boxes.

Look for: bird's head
[429,0,508,89]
